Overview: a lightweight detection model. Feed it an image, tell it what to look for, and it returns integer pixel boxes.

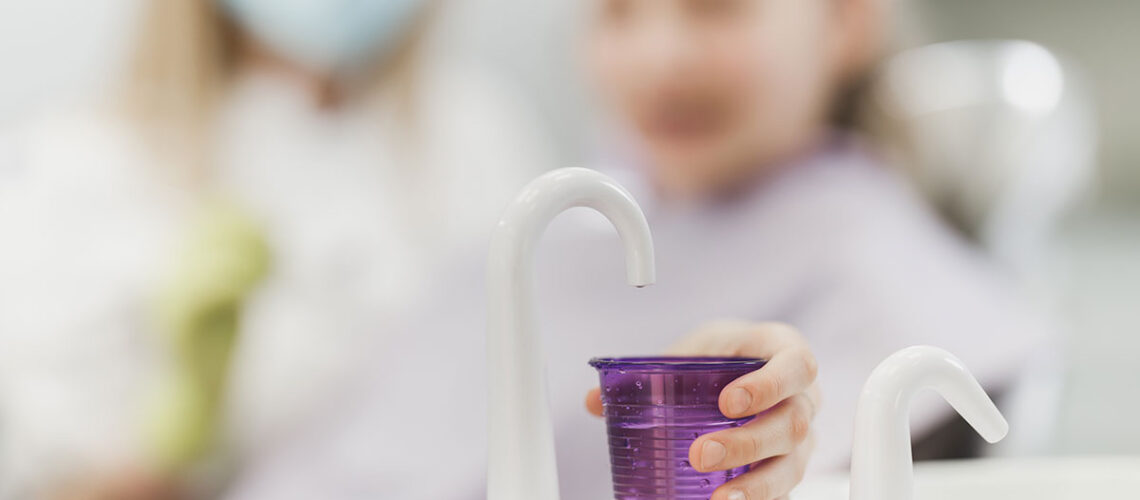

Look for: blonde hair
[120,0,233,184]
[120,0,430,186]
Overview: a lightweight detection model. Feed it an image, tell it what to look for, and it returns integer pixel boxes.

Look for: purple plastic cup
[589,357,766,499]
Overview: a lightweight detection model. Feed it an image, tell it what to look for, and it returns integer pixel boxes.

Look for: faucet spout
[850,346,1008,500]
[486,168,656,500]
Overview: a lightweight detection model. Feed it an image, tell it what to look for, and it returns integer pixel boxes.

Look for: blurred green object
[148,199,270,471]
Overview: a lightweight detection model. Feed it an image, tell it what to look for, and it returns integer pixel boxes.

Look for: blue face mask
[218,0,427,73]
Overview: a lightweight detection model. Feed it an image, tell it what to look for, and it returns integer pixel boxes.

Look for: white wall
[435,0,593,165]
[0,0,140,123]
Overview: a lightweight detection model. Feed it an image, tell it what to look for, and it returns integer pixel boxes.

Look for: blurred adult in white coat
[0,0,549,497]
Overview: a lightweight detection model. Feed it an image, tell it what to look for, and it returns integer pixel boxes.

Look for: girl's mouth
[638,95,732,147]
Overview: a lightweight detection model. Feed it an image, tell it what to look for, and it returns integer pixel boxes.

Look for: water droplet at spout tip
[628,276,655,288]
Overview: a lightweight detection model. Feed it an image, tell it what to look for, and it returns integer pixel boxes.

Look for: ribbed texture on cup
[591,358,764,499]
[605,403,749,498]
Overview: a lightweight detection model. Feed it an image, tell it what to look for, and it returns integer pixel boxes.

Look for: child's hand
[586,321,820,500]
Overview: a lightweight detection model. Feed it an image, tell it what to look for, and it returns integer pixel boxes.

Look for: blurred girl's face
[587,0,852,198]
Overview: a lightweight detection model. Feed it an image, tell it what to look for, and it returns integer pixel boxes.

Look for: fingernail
[727,490,747,500]
[728,387,753,415]
[701,440,727,469]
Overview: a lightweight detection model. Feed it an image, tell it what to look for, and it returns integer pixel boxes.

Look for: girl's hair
[119,0,431,186]
[830,69,876,132]
[830,0,908,134]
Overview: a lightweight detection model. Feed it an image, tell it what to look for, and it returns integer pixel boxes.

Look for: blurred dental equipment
[870,40,1097,286]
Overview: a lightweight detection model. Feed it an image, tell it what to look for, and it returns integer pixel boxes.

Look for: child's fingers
[720,345,818,419]
[710,431,814,500]
[690,393,816,472]
[585,387,604,416]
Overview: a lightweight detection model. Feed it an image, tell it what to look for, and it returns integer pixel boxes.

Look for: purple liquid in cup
[589,357,766,499]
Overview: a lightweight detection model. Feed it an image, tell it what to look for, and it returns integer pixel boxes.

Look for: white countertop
[792,456,1140,500]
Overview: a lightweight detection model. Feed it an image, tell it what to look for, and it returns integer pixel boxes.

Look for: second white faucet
[850,346,1009,500]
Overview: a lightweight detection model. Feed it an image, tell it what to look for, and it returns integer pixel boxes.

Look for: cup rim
[588,356,766,370]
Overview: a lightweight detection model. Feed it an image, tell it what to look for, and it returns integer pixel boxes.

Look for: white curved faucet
[850,346,1010,500]
[486,168,656,500]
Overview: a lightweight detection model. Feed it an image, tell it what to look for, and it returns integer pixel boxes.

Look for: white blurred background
[1,0,1137,457]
